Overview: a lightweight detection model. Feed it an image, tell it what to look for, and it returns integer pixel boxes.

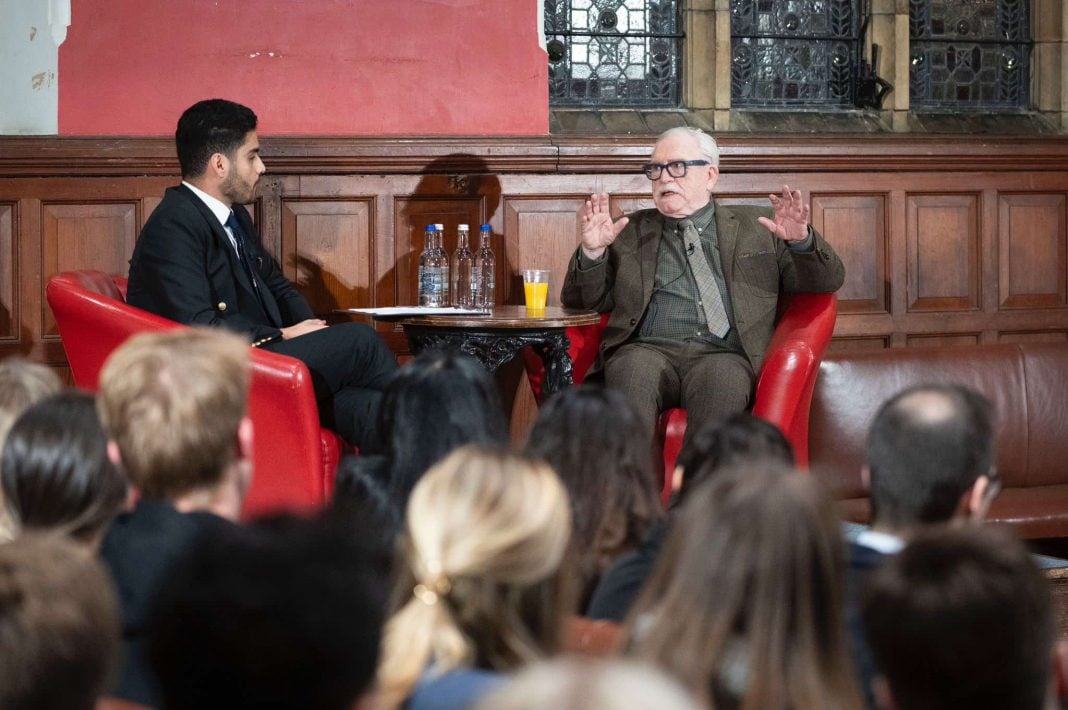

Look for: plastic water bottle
[452,224,475,308]
[434,223,450,307]
[474,224,495,311]
[418,224,441,306]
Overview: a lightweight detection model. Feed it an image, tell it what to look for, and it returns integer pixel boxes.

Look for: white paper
[342,306,489,316]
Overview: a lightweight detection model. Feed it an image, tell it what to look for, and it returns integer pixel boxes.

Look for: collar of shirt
[182,181,239,253]
[662,199,716,234]
[855,529,905,555]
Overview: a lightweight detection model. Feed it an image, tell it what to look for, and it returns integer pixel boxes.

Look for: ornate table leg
[533,330,574,396]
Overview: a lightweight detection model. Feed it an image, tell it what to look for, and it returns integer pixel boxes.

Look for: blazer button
[629,318,637,326]
[217,302,227,311]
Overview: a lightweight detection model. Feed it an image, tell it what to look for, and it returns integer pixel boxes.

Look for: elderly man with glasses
[561,127,844,447]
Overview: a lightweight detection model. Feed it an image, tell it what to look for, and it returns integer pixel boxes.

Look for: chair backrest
[46,270,328,517]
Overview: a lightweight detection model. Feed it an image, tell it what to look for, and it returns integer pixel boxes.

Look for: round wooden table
[398,305,600,396]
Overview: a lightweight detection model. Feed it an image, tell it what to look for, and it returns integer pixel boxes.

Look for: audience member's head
[525,385,660,592]
[376,349,508,511]
[866,383,996,532]
[0,356,61,447]
[148,513,388,710]
[0,357,62,541]
[0,534,120,710]
[176,98,258,179]
[478,657,703,710]
[378,445,573,710]
[629,462,861,709]
[1,391,126,544]
[672,411,794,507]
[862,525,1061,710]
[97,328,252,519]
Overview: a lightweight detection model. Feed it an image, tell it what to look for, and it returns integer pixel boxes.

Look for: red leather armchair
[525,293,838,501]
[46,270,343,518]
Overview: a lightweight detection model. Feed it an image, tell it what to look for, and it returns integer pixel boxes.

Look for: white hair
[656,127,720,167]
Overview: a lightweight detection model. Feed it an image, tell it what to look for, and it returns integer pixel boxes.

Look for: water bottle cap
[434,223,444,230]
[425,224,435,231]
[480,224,491,231]
[458,224,469,230]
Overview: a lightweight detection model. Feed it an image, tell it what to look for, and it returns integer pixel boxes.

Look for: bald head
[866,384,995,529]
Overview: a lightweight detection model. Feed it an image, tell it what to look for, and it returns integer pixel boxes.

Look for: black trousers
[263,322,398,450]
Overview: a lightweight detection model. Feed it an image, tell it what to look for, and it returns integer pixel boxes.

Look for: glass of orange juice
[522,269,550,315]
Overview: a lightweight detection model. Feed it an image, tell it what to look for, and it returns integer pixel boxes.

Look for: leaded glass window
[909,0,1031,111]
[731,0,860,109]
[545,0,681,107]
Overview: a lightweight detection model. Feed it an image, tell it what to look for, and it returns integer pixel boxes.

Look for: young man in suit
[126,98,397,449]
[561,126,844,445]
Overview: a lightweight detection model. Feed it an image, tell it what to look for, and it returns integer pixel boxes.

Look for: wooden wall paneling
[827,336,890,352]
[503,197,588,306]
[999,330,1068,343]
[906,194,981,312]
[0,202,14,341]
[906,333,981,347]
[997,193,1067,309]
[40,201,138,335]
[281,199,375,316]
[811,194,888,315]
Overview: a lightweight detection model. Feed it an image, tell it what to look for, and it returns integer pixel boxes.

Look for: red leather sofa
[525,293,839,500]
[46,270,343,518]
[808,343,1068,540]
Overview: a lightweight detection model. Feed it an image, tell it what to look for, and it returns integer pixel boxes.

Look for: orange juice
[524,281,549,312]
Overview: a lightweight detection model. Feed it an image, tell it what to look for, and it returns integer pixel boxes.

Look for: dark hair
[862,525,1054,710]
[1,391,126,542]
[175,99,258,178]
[673,412,794,507]
[0,534,120,710]
[867,383,995,528]
[525,385,660,598]
[629,463,861,709]
[368,350,508,514]
[148,513,389,710]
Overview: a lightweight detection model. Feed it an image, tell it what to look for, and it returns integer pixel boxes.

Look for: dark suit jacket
[127,184,314,345]
[561,204,845,377]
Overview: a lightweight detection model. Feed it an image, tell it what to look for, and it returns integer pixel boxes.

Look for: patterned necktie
[679,218,730,338]
[225,211,259,293]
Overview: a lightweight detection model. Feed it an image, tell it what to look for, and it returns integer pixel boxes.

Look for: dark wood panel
[907,333,982,347]
[0,203,13,340]
[827,336,890,353]
[281,199,374,314]
[999,330,1068,343]
[503,198,587,307]
[812,194,888,315]
[906,194,980,312]
[998,193,1067,309]
[40,201,138,335]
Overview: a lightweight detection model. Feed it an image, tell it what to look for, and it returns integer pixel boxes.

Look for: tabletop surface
[396,305,601,329]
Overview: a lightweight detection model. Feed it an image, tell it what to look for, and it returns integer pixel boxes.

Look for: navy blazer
[127,184,314,345]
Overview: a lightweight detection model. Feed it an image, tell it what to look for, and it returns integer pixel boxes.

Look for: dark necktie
[225,211,259,293]
[679,218,730,338]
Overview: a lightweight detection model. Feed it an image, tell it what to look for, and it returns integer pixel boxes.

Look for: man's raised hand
[757,184,810,243]
[580,192,629,260]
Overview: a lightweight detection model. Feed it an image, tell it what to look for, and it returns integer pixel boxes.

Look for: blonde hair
[96,328,249,499]
[477,657,703,710]
[377,445,573,710]
[628,462,862,710]
[0,357,61,449]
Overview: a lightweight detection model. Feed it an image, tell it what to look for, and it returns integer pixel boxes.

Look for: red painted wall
[59,0,548,136]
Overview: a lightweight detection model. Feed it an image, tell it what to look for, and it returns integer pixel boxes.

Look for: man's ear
[964,474,992,521]
[860,465,871,493]
[705,164,720,192]
[107,440,122,467]
[237,416,254,462]
[209,151,229,179]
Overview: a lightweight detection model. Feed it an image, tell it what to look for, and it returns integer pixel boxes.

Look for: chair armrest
[751,292,838,467]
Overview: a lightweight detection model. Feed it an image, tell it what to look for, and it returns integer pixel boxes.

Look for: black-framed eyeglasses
[641,159,711,180]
